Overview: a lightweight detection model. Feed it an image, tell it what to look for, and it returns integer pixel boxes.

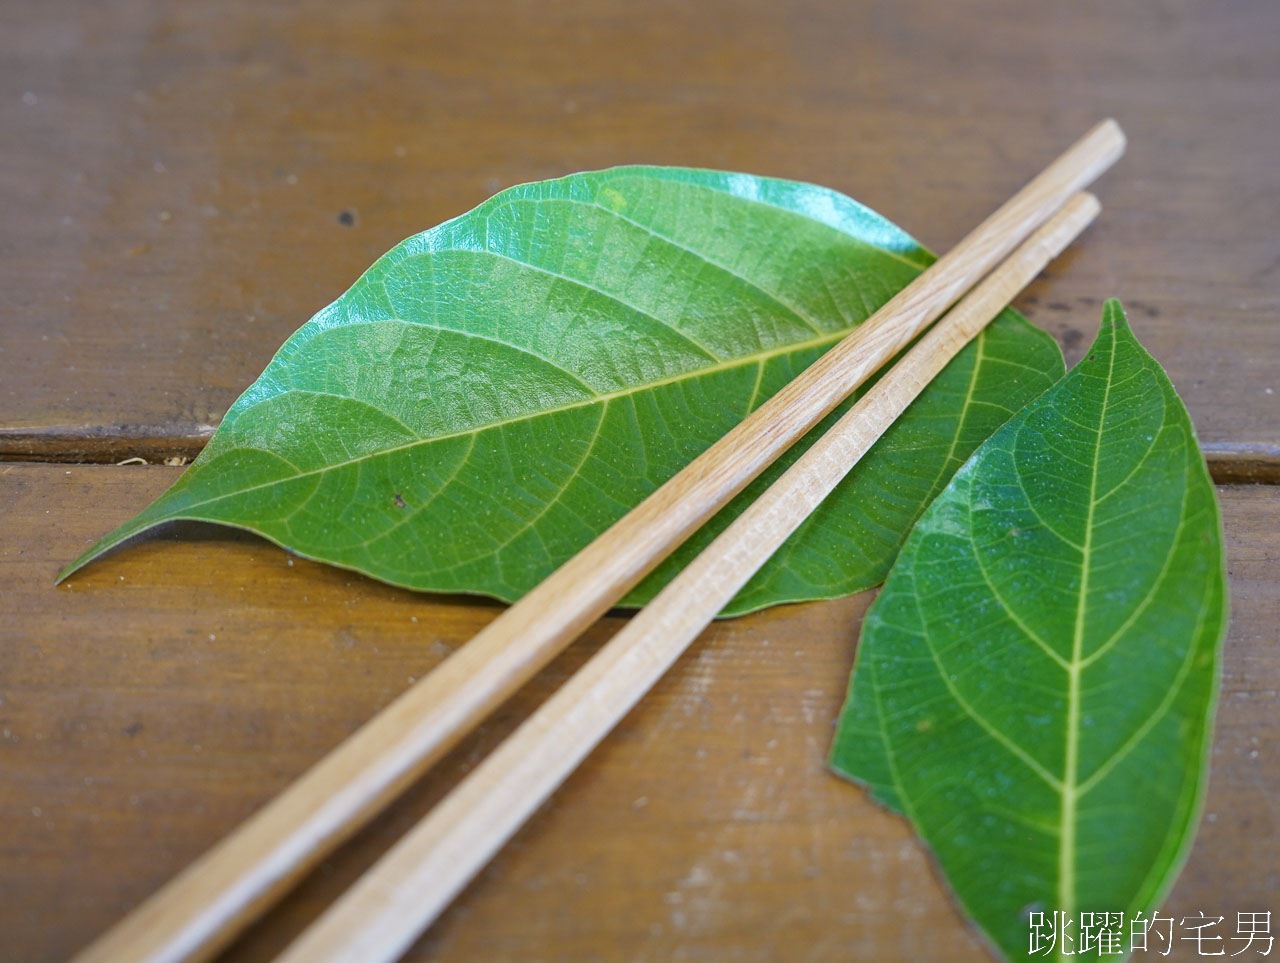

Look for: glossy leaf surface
[63,167,1063,614]
[830,302,1227,960]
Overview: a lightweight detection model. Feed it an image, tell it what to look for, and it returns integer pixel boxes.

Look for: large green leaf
[830,302,1227,960]
[62,167,1063,614]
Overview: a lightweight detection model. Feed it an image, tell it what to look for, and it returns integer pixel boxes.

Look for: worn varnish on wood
[1,465,1276,962]
[2,0,1277,460]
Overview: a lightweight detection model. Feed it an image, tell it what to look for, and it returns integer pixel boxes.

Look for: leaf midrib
[1059,326,1119,927]
[902,332,1202,893]
[171,321,854,518]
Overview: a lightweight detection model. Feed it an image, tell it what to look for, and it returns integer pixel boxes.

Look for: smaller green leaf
[830,301,1227,962]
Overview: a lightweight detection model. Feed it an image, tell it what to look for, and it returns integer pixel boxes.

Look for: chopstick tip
[1074,191,1103,219]
[1096,117,1127,155]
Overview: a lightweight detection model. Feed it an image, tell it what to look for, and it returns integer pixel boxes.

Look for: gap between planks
[3,428,1277,485]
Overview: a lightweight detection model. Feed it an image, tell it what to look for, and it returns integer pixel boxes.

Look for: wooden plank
[1,463,1275,962]
[2,0,1277,455]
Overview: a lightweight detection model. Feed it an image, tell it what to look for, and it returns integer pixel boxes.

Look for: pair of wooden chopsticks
[74,120,1124,963]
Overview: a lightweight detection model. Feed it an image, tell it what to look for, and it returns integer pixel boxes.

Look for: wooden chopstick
[71,122,1123,963]
[276,190,1104,963]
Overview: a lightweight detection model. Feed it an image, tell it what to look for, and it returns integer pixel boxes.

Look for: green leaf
[62,167,1062,615]
[830,301,1227,960]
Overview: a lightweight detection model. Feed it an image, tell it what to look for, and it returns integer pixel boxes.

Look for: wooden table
[3,2,1276,961]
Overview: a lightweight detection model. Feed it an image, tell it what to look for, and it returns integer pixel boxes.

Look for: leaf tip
[54,510,170,586]
[55,543,108,585]
[1101,297,1130,332]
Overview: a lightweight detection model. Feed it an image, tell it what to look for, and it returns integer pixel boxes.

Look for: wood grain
[1,463,1275,963]
[2,0,1276,452]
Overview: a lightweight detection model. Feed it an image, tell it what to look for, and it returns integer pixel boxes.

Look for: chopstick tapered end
[1091,118,1127,161]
